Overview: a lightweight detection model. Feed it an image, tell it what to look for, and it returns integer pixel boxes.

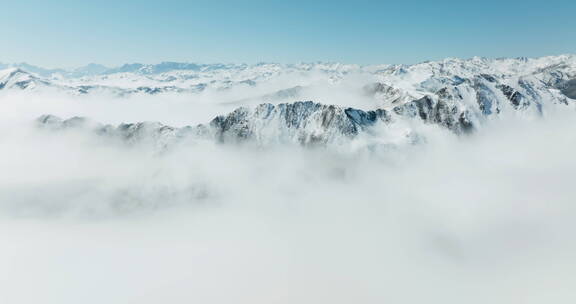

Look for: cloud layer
[1,88,576,303]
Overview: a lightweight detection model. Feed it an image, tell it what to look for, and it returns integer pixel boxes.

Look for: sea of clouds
[0,85,575,303]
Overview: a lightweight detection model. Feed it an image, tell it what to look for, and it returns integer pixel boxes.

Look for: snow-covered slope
[0,68,52,90]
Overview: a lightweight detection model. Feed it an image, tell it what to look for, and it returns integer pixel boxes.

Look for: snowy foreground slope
[19,54,576,150]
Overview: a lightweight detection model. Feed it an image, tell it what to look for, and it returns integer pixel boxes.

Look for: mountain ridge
[3,54,576,76]
[2,54,575,106]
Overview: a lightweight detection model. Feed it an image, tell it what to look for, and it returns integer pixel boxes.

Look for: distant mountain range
[4,54,576,150]
[1,56,575,104]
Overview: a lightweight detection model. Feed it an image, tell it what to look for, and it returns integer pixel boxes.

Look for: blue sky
[1,0,574,67]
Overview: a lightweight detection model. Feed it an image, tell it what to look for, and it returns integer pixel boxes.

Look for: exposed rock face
[559,79,576,99]
[473,80,500,115]
[497,84,529,109]
[391,95,473,134]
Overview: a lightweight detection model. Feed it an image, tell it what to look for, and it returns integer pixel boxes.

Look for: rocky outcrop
[559,79,576,99]
[497,84,529,109]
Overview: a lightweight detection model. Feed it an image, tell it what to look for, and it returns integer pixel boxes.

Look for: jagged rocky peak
[389,94,474,134]
[209,101,393,145]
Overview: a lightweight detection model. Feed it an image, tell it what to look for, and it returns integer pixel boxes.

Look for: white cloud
[0,76,575,303]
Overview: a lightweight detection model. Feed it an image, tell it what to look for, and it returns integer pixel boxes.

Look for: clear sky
[1,0,575,68]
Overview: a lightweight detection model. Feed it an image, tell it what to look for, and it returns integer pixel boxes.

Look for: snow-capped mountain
[0,68,52,90]
[2,55,575,103]
[0,61,359,96]
[37,101,405,151]
[7,54,576,150]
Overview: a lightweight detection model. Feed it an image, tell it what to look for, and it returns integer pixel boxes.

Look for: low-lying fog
[1,91,575,303]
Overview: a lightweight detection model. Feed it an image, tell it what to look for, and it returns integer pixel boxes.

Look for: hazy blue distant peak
[71,63,109,76]
[101,62,244,75]
[2,54,576,80]
[103,63,145,74]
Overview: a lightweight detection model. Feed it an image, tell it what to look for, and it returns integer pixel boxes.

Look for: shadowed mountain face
[560,79,576,99]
